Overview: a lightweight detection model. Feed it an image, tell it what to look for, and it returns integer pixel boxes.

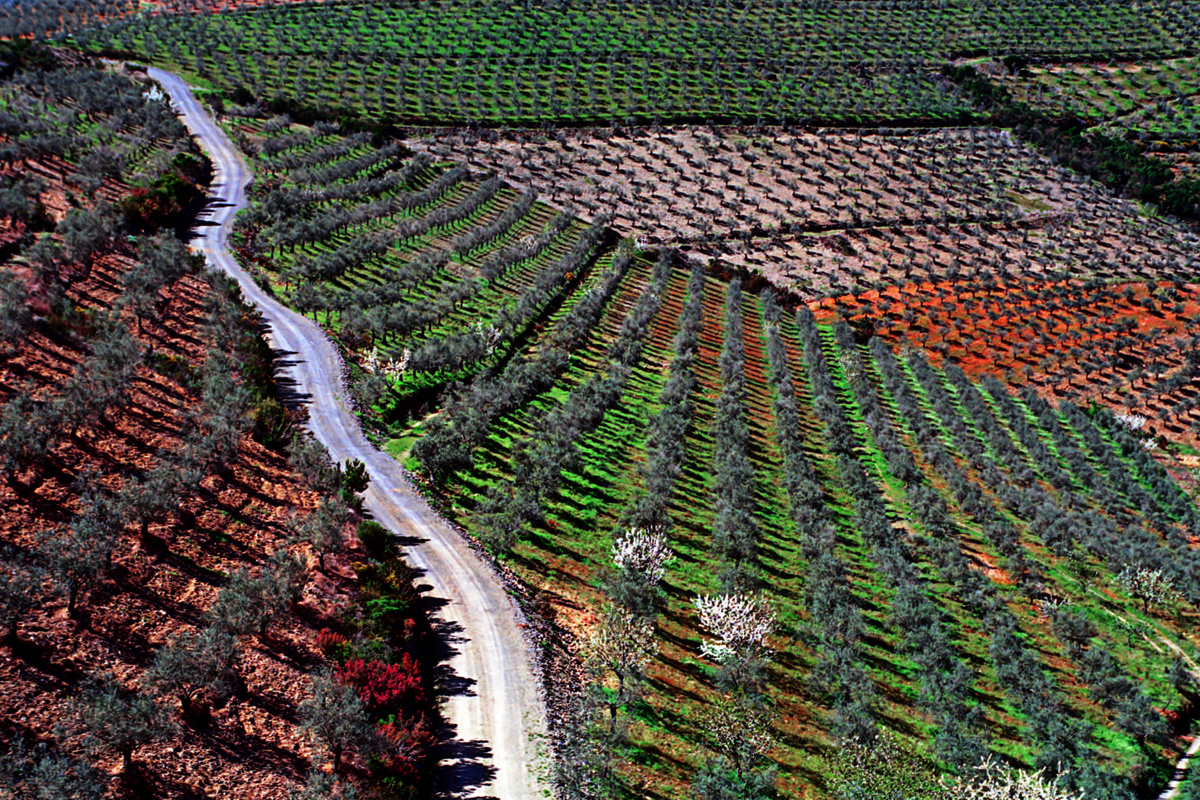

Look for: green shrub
[365,595,410,634]
[253,397,293,448]
[357,520,392,560]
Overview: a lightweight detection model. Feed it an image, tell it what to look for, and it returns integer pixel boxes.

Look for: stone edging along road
[148,66,550,800]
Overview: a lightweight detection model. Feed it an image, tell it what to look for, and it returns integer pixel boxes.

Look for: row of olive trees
[296,248,449,336]
[255,164,468,256]
[710,279,760,592]
[330,207,570,352]
[688,283,778,800]
[791,308,886,746]
[972,363,1200,613]
[893,351,1098,773]
[452,187,538,256]
[876,345,1147,795]
[618,263,706,539]
[286,138,397,184]
[895,351,1040,584]
[1049,605,1168,747]
[825,320,987,769]
[554,265,706,797]
[760,294,880,745]
[330,205,566,349]
[402,217,610,377]
[413,245,634,480]
[471,253,671,552]
[240,151,433,228]
[1063,400,1198,532]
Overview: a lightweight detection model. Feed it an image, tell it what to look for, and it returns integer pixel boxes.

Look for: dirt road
[149,66,549,800]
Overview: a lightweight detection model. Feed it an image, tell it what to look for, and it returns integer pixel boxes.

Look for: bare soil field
[417,125,1199,300]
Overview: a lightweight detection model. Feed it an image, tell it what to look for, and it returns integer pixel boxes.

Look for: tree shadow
[270,348,314,411]
[433,736,499,800]
[114,762,207,800]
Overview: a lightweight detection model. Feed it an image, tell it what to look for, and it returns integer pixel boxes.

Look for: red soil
[811,277,1200,444]
[0,253,362,797]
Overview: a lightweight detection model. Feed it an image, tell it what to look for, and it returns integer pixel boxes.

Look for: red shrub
[337,655,426,717]
[316,627,349,656]
[377,715,438,778]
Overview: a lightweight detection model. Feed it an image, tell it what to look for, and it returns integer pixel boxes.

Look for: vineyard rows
[62,0,1200,127]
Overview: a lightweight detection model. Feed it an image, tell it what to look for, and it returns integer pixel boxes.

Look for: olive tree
[299,670,375,776]
[75,672,174,771]
[292,496,351,574]
[37,523,106,619]
[146,627,240,720]
[0,547,43,642]
[0,739,104,800]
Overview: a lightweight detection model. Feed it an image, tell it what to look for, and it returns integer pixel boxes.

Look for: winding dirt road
[148,66,549,800]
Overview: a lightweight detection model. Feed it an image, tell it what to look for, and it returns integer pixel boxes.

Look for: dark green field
[70,0,1200,127]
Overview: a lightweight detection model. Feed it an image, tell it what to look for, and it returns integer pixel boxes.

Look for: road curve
[148,66,549,800]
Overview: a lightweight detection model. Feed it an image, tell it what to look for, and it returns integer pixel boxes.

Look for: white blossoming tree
[949,758,1086,800]
[831,733,1087,800]
[606,527,675,619]
[612,527,674,584]
[694,592,776,697]
[1117,565,1180,613]
[583,605,658,734]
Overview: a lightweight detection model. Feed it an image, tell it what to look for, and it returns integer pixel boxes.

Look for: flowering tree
[1117,565,1179,613]
[583,605,657,733]
[611,527,675,583]
[692,694,778,800]
[694,592,776,697]
[831,734,1088,800]
[606,527,675,619]
[948,757,1086,800]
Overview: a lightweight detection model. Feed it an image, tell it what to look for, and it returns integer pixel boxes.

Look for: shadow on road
[267,347,314,410]
[435,735,499,799]
[414,576,501,797]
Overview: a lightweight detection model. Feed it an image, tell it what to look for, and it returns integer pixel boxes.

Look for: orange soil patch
[811,276,1200,460]
[813,278,1197,377]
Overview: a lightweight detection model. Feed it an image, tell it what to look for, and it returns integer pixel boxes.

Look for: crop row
[69,0,1200,127]
[400,246,1195,794]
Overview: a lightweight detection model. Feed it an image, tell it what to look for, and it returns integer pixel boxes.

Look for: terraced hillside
[228,116,620,409]
[418,266,1200,798]
[0,54,441,800]
[227,118,1200,799]
[417,125,1199,299]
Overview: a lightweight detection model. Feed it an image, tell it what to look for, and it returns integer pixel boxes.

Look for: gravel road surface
[149,66,549,800]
